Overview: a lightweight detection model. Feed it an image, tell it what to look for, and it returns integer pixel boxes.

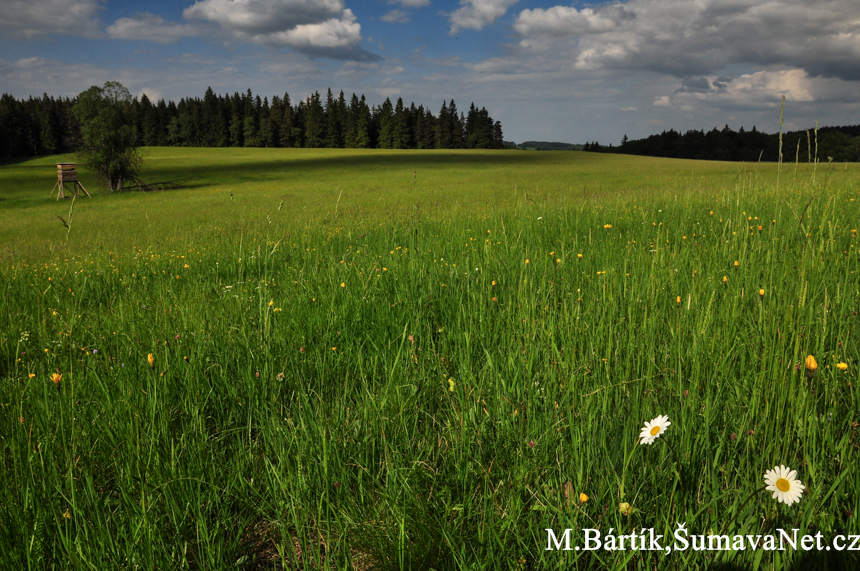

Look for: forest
[585,124,860,163]
[0,87,505,158]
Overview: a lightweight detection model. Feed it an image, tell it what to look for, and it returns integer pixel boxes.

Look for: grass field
[1,148,859,570]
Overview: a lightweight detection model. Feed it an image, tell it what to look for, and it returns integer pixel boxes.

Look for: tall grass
[1,149,859,569]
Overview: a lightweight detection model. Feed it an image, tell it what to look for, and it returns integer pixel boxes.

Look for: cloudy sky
[2,0,859,144]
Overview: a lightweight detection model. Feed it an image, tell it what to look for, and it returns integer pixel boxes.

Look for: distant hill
[517,141,584,151]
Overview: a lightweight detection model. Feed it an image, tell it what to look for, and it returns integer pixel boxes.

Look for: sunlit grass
[1,148,859,569]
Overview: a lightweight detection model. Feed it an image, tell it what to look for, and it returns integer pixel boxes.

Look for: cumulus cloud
[106,13,198,44]
[182,0,377,59]
[184,0,342,34]
[0,0,103,39]
[511,0,860,81]
[449,0,520,33]
[381,9,410,24]
[663,69,860,111]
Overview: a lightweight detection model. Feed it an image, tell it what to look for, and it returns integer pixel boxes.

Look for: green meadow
[1,148,859,570]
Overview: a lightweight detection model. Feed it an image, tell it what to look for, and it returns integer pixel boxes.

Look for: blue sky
[2,0,859,144]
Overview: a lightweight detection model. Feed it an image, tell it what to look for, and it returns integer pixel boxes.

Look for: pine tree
[377,98,394,148]
[242,91,261,147]
[304,92,325,148]
[259,97,272,147]
[436,101,451,148]
[493,120,503,149]
[391,97,406,149]
[229,93,244,147]
[344,93,359,148]
[278,92,293,148]
[449,100,464,148]
[201,87,219,146]
[324,88,342,148]
[355,95,371,148]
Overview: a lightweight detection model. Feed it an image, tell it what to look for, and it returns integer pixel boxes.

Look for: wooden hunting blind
[50,163,90,200]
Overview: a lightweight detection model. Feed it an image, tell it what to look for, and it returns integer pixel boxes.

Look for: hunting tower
[50,163,90,200]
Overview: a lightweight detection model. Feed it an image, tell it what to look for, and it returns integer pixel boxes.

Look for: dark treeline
[584,124,860,162]
[0,87,505,159]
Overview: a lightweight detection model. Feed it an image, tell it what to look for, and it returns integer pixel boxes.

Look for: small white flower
[639,415,671,444]
[764,465,805,506]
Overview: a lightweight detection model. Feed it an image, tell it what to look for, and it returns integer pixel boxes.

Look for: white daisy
[764,465,805,506]
[639,415,671,445]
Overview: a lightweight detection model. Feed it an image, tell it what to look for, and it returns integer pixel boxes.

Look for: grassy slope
[3,147,763,263]
[1,149,859,570]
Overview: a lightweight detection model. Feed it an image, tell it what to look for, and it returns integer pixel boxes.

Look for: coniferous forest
[0,87,505,159]
[584,124,860,162]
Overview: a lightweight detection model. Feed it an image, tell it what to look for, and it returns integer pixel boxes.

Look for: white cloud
[261,10,361,48]
[512,0,860,81]
[664,69,860,110]
[184,0,343,35]
[514,6,620,36]
[138,88,163,102]
[381,9,410,24]
[181,0,373,58]
[390,0,430,7]
[106,13,197,44]
[449,0,520,33]
[0,0,102,39]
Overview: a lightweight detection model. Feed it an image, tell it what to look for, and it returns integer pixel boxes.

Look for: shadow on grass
[0,156,40,167]
[143,151,566,181]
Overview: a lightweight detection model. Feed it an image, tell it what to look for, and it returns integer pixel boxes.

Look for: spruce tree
[355,95,371,148]
[377,97,394,148]
[304,92,325,148]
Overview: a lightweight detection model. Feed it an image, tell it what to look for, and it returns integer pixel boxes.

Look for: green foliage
[74,81,143,192]
[1,149,859,569]
[608,124,860,162]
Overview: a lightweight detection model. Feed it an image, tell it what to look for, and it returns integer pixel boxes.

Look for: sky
[2,0,859,144]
